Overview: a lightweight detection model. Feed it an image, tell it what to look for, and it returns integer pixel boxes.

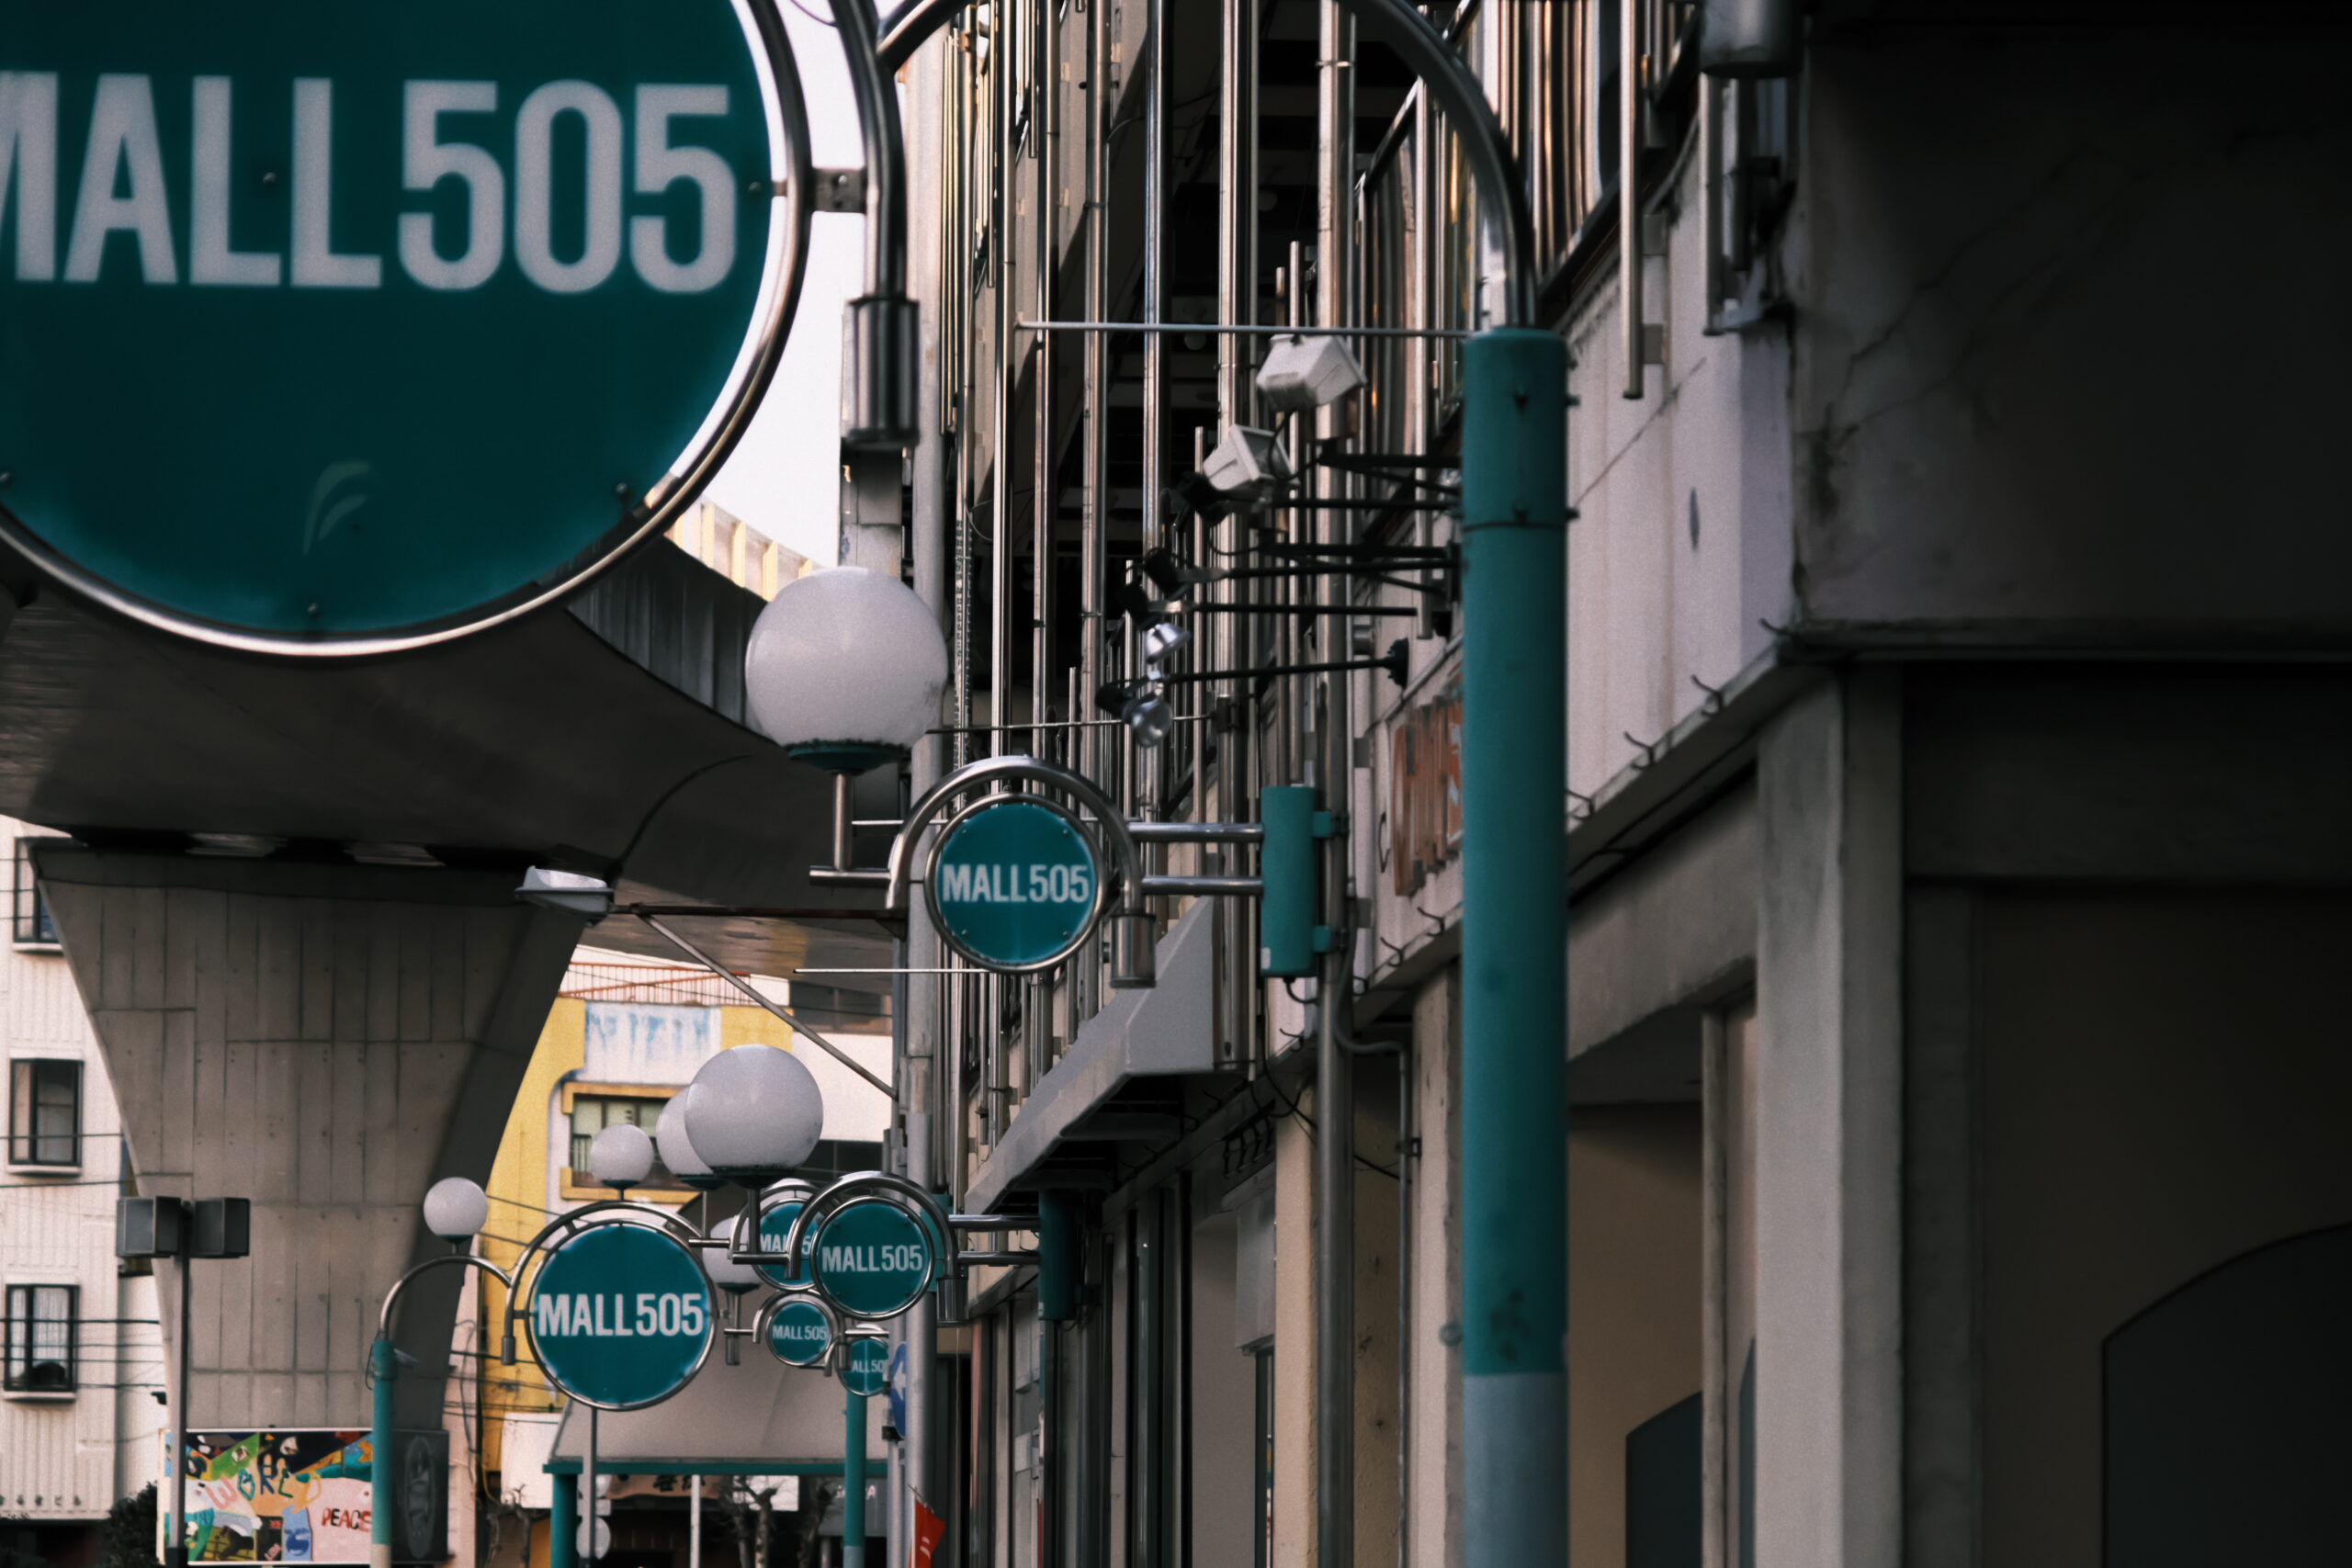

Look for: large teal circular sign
[0,0,808,651]
[810,1200,937,1321]
[927,798,1105,973]
[527,1223,715,1409]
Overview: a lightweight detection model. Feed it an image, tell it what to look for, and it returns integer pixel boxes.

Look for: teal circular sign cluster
[927,798,1105,972]
[810,1200,936,1320]
[0,0,803,649]
[764,1297,833,1369]
[755,1195,810,1291]
[838,1336,888,1397]
[527,1224,714,1409]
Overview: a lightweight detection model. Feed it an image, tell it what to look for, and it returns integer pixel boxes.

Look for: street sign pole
[843,1391,868,1568]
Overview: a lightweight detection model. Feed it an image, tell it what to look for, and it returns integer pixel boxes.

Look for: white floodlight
[1199,426,1294,502]
[421,1178,489,1243]
[704,1216,763,1295]
[682,1044,825,1186]
[1140,621,1190,668]
[655,1089,727,1192]
[743,567,950,775]
[1255,333,1366,412]
[515,867,614,919]
[1122,681,1175,750]
[587,1124,655,1191]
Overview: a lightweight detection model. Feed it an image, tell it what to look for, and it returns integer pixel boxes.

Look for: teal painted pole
[1458,326,1570,1566]
[368,1337,396,1568]
[549,1472,580,1568]
[843,1393,869,1568]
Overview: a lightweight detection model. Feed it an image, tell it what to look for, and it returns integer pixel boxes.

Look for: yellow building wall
[473,997,796,1477]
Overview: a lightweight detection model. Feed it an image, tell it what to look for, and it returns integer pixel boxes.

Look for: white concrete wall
[1,818,163,1524]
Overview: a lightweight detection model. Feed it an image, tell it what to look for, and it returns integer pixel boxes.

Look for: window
[8,1059,82,1167]
[12,840,59,947]
[4,1284,77,1393]
[569,1093,663,1176]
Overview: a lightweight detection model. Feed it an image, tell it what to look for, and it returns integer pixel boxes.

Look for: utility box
[117,1196,188,1259]
[190,1197,252,1258]
[1259,785,1328,977]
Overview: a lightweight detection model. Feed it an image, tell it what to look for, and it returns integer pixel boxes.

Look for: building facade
[2,819,164,1563]
[880,2,2352,1565]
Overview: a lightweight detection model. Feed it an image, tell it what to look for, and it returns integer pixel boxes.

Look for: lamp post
[371,1179,511,1568]
[116,1195,250,1568]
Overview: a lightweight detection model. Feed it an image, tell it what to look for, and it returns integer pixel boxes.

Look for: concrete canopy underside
[0,547,899,979]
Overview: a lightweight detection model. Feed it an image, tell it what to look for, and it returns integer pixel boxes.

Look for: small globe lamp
[681,1045,825,1188]
[421,1178,489,1248]
[743,567,948,776]
[587,1124,655,1196]
[656,1089,728,1192]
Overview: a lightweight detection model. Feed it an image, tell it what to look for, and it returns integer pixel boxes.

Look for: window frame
[12,838,62,950]
[3,1282,80,1396]
[8,1057,84,1169]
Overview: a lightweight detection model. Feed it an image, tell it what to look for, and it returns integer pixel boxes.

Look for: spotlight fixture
[1255,334,1367,412]
[1199,425,1293,502]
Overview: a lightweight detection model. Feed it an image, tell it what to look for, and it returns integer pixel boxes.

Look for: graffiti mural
[167,1429,446,1565]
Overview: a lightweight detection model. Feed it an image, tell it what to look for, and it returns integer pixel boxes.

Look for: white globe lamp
[656,1089,727,1192]
[743,567,947,774]
[681,1044,825,1186]
[421,1178,489,1244]
[587,1124,655,1192]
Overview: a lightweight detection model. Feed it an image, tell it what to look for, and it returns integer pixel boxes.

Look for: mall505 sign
[0,1,808,649]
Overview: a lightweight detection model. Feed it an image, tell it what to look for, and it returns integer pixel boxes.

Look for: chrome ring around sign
[921,793,1109,976]
[755,1292,839,1369]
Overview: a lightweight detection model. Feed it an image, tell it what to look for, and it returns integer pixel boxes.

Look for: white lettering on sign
[0,72,739,292]
[533,1292,707,1339]
[820,1243,926,1275]
[935,863,1091,905]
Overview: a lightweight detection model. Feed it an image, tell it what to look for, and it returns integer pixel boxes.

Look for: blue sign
[839,1337,888,1398]
[527,1224,713,1409]
[0,0,798,649]
[765,1298,833,1370]
[887,1343,909,1433]
[810,1200,936,1320]
[926,798,1103,972]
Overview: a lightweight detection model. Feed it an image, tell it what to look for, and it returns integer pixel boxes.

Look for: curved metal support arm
[771,1170,951,1277]
[881,753,1158,987]
[378,1252,515,1345]
[497,1200,704,1360]
[832,0,908,299]
[872,0,1534,323]
[882,754,1146,919]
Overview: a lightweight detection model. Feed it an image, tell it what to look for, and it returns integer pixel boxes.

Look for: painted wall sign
[764,1297,834,1369]
[809,1199,936,1320]
[1389,671,1462,896]
[926,797,1104,973]
[0,0,805,650]
[838,1336,889,1398]
[526,1223,714,1409]
[166,1429,446,1565]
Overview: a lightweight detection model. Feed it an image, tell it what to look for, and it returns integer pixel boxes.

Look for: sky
[700,4,866,567]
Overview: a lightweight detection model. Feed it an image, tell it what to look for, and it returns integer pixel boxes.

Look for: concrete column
[33,846,581,1433]
[1752,673,1905,1567]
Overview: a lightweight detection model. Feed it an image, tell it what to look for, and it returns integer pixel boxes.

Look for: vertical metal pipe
[1133,1192,1162,1567]
[844,1391,870,1568]
[1410,84,1438,639]
[1458,327,1570,1568]
[172,1257,193,1568]
[1620,0,1646,399]
[831,773,855,870]
[1315,9,1355,1565]
[1699,73,1725,333]
[1216,0,1258,1065]
[1080,0,1113,1027]
[585,1406,599,1563]
[1136,0,1170,846]
[366,1327,392,1568]
[689,1473,701,1568]
[992,5,1017,755]
[1035,0,1059,744]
